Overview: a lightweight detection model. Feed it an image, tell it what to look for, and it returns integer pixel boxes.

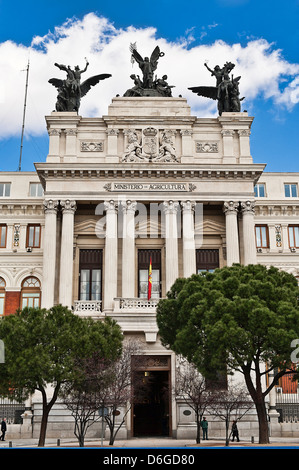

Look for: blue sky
[0,0,298,172]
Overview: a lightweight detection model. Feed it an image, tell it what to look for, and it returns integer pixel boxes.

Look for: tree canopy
[156,264,299,443]
[0,305,123,446]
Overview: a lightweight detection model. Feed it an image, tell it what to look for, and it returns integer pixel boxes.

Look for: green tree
[156,264,299,444]
[0,305,122,446]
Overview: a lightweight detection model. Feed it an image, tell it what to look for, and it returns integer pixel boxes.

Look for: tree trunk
[243,365,270,445]
[196,414,201,444]
[38,384,60,447]
[38,406,50,447]
[255,399,269,444]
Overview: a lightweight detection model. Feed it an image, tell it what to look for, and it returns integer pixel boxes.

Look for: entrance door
[133,356,171,437]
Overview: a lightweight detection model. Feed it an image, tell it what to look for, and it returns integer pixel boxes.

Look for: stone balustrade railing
[73,300,102,315]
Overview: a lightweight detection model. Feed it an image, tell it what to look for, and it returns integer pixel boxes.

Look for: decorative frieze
[275,225,282,247]
[196,141,219,153]
[80,141,104,152]
[13,224,20,247]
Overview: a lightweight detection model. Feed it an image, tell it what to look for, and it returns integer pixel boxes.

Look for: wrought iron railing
[0,398,25,424]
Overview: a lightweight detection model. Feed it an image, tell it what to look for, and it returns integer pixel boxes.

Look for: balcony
[114,297,160,312]
[73,300,102,316]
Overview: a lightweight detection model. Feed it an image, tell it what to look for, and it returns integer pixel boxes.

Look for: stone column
[42,199,59,309]
[103,200,118,312]
[59,199,76,308]
[221,129,235,164]
[163,201,179,292]
[223,201,240,266]
[181,201,196,277]
[65,128,77,162]
[241,200,257,265]
[106,128,119,163]
[238,129,252,163]
[121,200,137,298]
[180,129,193,163]
[48,129,61,162]
[281,223,289,252]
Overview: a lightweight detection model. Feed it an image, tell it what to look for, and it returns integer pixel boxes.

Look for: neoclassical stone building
[1,96,299,438]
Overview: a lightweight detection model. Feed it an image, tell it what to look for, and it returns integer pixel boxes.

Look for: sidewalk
[0,436,299,448]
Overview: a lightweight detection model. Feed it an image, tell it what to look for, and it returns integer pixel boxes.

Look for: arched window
[21,276,41,309]
[0,277,5,316]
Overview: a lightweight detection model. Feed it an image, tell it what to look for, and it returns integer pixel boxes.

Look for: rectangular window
[254,183,266,197]
[0,183,11,197]
[196,249,219,273]
[21,292,40,309]
[284,184,298,198]
[29,183,43,197]
[0,225,7,248]
[288,226,299,248]
[26,224,41,248]
[138,249,161,299]
[79,249,102,301]
[255,225,269,248]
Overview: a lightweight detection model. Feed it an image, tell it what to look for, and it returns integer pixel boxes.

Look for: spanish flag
[148,257,152,300]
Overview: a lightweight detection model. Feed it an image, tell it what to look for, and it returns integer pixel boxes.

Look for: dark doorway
[133,370,170,437]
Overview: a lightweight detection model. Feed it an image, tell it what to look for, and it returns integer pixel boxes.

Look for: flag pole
[18,59,30,172]
[148,256,152,300]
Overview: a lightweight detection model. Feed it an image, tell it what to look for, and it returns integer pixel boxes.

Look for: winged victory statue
[188,61,245,115]
[123,44,175,97]
[49,59,112,112]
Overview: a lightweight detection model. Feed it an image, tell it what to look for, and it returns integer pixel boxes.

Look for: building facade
[1,96,299,438]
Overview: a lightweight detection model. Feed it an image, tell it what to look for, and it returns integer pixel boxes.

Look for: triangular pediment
[74,218,98,235]
[195,218,225,235]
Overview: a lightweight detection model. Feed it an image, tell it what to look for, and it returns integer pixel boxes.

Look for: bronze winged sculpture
[188,61,244,115]
[49,59,112,112]
[123,44,175,97]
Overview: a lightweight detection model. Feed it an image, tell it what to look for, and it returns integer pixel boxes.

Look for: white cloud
[0,12,298,139]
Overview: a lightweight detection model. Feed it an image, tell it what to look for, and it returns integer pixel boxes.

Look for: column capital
[240,200,255,214]
[43,199,59,214]
[223,201,239,214]
[181,200,196,213]
[48,128,61,136]
[180,129,193,137]
[60,199,77,214]
[238,129,251,137]
[121,200,137,214]
[163,200,179,214]
[104,200,118,213]
[106,128,119,136]
[221,129,235,137]
[65,128,78,136]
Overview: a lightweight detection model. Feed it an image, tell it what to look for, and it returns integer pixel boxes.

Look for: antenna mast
[18,60,30,172]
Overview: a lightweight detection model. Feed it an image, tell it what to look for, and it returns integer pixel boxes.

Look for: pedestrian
[231,420,240,442]
[200,416,208,440]
[1,418,7,441]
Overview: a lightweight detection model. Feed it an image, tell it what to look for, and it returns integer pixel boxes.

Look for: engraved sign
[104,182,197,192]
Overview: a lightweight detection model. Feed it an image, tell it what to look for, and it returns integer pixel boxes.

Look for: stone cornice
[35,162,266,188]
